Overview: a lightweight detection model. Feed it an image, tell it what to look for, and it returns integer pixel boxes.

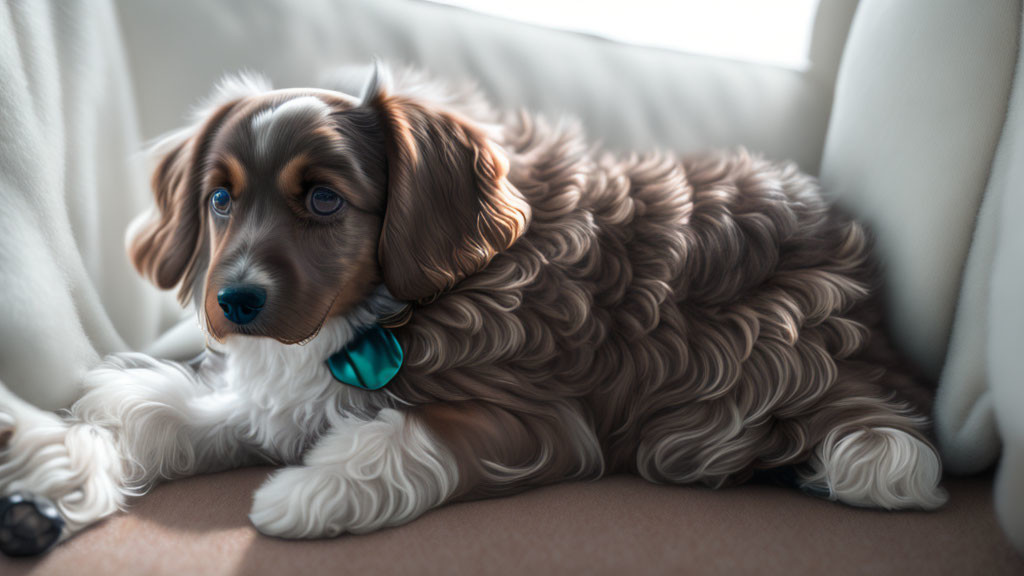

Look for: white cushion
[987,18,1024,553]
[818,0,1019,380]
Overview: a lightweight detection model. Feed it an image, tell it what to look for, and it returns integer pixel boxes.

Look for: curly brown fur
[394,115,941,499]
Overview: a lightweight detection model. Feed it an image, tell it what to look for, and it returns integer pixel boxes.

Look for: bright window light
[429,0,821,70]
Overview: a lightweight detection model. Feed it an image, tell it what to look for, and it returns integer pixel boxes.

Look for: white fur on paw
[249,467,345,539]
[249,410,458,539]
[800,427,948,510]
[0,413,125,536]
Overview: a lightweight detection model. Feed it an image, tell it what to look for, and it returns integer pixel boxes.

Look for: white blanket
[0,0,193,412]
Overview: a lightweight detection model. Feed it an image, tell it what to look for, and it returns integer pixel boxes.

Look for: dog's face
[194,89,385,343]
[129,68,530,344]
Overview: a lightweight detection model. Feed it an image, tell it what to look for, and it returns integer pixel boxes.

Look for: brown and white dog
[0,64,946,541]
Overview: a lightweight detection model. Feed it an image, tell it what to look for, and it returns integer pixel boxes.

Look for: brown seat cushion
[1,469,1020,575]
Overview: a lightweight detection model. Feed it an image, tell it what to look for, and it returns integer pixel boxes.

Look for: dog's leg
[0,352,255,540]
[633,359,947,510]
[249,401,604,538]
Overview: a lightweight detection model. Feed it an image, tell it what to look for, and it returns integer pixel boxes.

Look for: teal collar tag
[327,324,404,390]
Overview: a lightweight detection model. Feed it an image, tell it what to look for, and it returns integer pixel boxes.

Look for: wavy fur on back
[387,99,937,498]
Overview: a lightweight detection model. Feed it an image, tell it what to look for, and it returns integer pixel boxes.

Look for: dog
[0,64,947,544]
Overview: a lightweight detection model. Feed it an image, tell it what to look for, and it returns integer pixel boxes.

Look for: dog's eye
[210,188,231,216]
[307,186,345,216]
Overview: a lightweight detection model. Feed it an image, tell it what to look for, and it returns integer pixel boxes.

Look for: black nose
[217,285,266,325]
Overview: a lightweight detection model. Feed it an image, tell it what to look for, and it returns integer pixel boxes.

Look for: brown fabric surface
[1,469,1020,576]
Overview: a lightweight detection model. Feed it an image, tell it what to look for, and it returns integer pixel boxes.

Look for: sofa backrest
[116,0,854,174]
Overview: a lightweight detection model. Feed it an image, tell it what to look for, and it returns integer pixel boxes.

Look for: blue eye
[210,188,231,216]
[307,186,345,216]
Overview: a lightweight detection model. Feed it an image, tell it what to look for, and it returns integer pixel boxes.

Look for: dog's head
[129,66,530,343]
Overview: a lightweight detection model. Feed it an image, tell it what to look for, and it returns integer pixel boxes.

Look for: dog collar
[327,324,403,390]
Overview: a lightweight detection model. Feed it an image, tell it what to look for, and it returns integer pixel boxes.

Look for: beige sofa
[1,469,1020,575]
[0,0,1022,573]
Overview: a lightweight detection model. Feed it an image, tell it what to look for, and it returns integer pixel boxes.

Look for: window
[429,0,821,70]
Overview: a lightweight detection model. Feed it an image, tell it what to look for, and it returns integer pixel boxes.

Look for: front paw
[0,406,70,497]
[250,410,458,539]
[0,414,124,541]
[249,467,348,539]
[249,463,442,539]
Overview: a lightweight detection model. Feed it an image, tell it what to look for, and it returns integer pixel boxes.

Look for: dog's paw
[0,406,69,497]
[249,467,349,539]
[250,411,458,539]
[799,427,948,510]
[250,462,445,539]
[0,411,125,540]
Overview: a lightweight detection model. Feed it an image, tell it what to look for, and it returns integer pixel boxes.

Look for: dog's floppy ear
[128,74,270,303]
[363,65,531,302]
[128,105,232,303]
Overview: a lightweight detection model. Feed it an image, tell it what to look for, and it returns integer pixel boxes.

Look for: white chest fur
[197,290,401,464]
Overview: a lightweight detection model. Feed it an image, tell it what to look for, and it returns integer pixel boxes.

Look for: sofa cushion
[0,469,1020,575]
